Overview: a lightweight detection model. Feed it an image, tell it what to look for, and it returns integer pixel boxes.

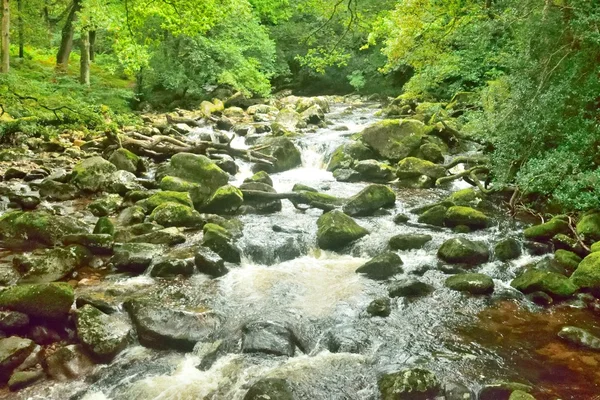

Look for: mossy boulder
[446,188,484,207]
[317,211,369,251]
[576,211,600,243]
[0,283,74,319]
[418,142,444,164]
[592,242,600,253]
[239,182,282,214]
[14,245,91,283]
[129,227,185,246]
[0,337,36,382]
[94,217,115,236]
[554,250,582,273]
[570,252,600,293]
[137,191,194,213]
[361,119,427,162]
[438,238,490,266]
[111,243,163,273]
[88,194,122,217]
[352,160,396,183]
[159,176,200,192]
[524,217,570,242]
[417,205,448,227]
[512,269,578,298]
[342,184,396,216]
[0,211,87,250]
[244,171,273,186]
[274,108,304,134]
[108,148,142,175]
[71,156,118,192]
[445,273,495,295]
[444,206,490,230]
[150,203,204,227]
[62,234,114,255]
[75,305,130,362]
[201,185,244,215]
[396,157,446,180]
[389,234,432,250]
[509,390,536,400]
[258,137,302,172]
[355,252,403,280]
[367,297,391,317]
[159,153,229,191]
[202,223,241,263]
[244,378,294,400]
[494,238,522,261]
[378,368,441,400]
[39,179,79,201]
[327,142,375,172]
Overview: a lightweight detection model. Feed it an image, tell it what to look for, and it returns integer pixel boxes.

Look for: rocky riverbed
[0,95,599,399]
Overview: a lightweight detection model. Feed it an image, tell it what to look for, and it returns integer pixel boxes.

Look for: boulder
[137,191,194,213]
[44,344,94,381]
[419,143,444,164]
[301,104,325,124]
[109,148,142,175]
[124,300,220,351]
[444,206,490,230]
[107,170,144,195]
[417,205,448,227]
[241,321,296,357]
[554,250,581,273]
[38,179,79,201]
[8,369,45,391]
[367,297,391,317]
[570,252,600,293]
[257,137,302,172]
[352,160,396,183]
[343,184,396,216]
[244,171,273,186]
[129,227,186,246]
[438,238,490,266]
[447,188,485,208]
[150,203,204,227]
[524,217,570,242]
[558,326,600,351]
[361,119,427,162]
[201,185,244,215]
[389,234,432,251]
[396,157,446,180]
[0,211,87,251]
[71,156,118,192]
[316,211,369,251]
[195,247,228,277]
[117,206,146,226]
[445,273,495,295]
[512,269,578,298]
[0,337,36,382]
[327,142,375,172]
[94,217,115,236]
[149,258,194,277]
[158,153,229,191]
[13,245,91,283]
[494,238,522,261]
[355,252,403,280]
[202,223,241,263]
[0,311,29,332]
[75,305,130,362]
[239,182,282,214]
[159,176,200,192]
[0,283,74,319]
[244,378,294,400]
[576,211,600,243]
[388,278,433,297]
[111,243,163,274]
[378,368,441,400]
[88,194,122,217]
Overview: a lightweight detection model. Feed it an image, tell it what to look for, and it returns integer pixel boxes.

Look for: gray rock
[367,297,391,317]
[445,273,495,295]
[111,243,163,274]
[388,278,433,297]
[0,311,29,332]
[244,378,294,400]
[44,344,94,381]
[0,337,36,381]
[8,368,45,391]
[242,321,296,357]
[149,258,195,277]
[558,326,600,351]
[389,234,432,250]
[75,305,130,362]
[378,368,442,400]
[356,252,403,280]
[195,247,228,277]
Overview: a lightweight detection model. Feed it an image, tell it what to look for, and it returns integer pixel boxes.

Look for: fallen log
[241,190,341,212]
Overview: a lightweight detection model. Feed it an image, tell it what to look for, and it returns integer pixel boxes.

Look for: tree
[1,0,9,73]
[56,0,81,69]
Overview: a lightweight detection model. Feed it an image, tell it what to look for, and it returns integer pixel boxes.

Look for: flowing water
[6,101,600,399]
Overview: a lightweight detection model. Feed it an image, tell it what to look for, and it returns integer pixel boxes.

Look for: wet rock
[0,311,29,332]
[327,141,375,172]
[388,278,433,297]
[389,234,432,251]
[479,382,533,400]
[0,283,74,320]
[342,184,396,216]
[137,191,194,213]
[149,258,194,277]
[256,137,302,172]
[301,104,325,124]
[444,382,474,400]
[378,368,441,400]
[438,238,490,266]
[444,206,490,230]
[367,297,391,317]
[445,273,495,295]
[8,194,40,210]
[352,160,396,183]
[107,170,144,195]
[109,148,142,175]
[44,344,94,381]
[494,238,522,261]
[417,205,447,227]
[159,176,200,192]
[325,325,369,353]
[63,234,114,255]
[524,216,570,242]
[150,203,203,227]
[419,143,444,164]
[88,194,122,217]
[244,378,294,400]
[71,156,118,192]
[75,305,130,362]
[8,368,44,391]
[576,210,600,243]
[239,182,282,214]
[13,245,91,283]
[361,119,427,162]
[201,185,244,215]
[241,321,295,357]
[4,168,27,181]
[117,206,146,226]
[355,252,403,280]
[129,227,186,246]
[316,211,369,251]
[523,241,553,256]
[509,390,536,400]
[124,300,221,351]
[272,109,304,135]
[0,210,87,251]
[554,249,581,273]
[111,243,163,274]
[396,157,446,180]
[511,269,577,298]
[39,179,79,201]
[244,171,273,186]
[557,326,600,350]
[248,104,278,115]
[570,252,600,294]
[94,217,115,236]
[394,213,410,224]
[114,222,164,242]
[528,291,553,306]
[0,337,36,382]
[158,153,229,192]
[202,223,241,263]
[195,247,228,277]
[216,156,239,175]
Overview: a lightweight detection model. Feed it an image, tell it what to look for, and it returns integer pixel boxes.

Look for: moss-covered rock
[94,217,115,236]
[0,283,74,319]
[509,390,536,400]
[438,238,490,266]
[524,217,570,242]
[378,368,441,400]
[88,194,122,217]
[201,185,244,215]
[342,184,396,216]
[554,250,582,273]
[0,337,36,382]
[351,160,396,183]
[367,297,391,317]
[71,156,118,192]
[512,269,578,298]
[361,119,427,162]
[446,188,484,208]
[445,273,495,295]
[159,153,229,191]
[327,142,375,172]
[244,171,273,186]
[494,238,522,261]
[150,202,204,227]
[592,242,600,253]
[576,210,600,243]
[570,252,600,293]
[129,227,186,246]
[257,137,302,172]
[62,234,114,255]
[75,305,130,362]
[317,211,369,251]
[111,243,163,273]
[137,191,194,213]
[239,182,282,214]
[244,378,294,400]
[355,252,403,280]
[302,104,325,125]
[389,234,432,250]
[202,223,241,263]
[39,179,79,201]
[109,148,142,175]
[417,205,448,227]
[396,157,446,180]
[159,176,200,192]
[419,143,444,164]
[444,206,490,230]
[0,211,87,250]
[117,206,146,226]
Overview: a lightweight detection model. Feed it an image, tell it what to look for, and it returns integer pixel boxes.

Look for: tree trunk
[17,0,23,58]
[1,0,9,73]
[56,0,80,70]
[80,31,90,85]
[89,30,96,62]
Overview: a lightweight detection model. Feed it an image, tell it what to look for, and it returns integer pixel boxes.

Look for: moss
[88,195,122,217]
[446,188,483,207]
[445,273,495,295]
[378,368,441,400]
[160,153,229,191]
[523,217,570,242]
[202,223,240,263]
[396,157,446,180]
[512,269,578,298]
[94,217,115,236]
[444,206,490,230]
[159,176,200,192]
[570,252,600,292]
[494,238,522,261]
[0,283,74,319]
[201,185,244,215]
[108,148,141,174]
[245,171,273,186]
[317,210,369,250]
[419,143,444,163]
[137,191,194,213]
[150,202,203,227]
[417,205,448,227]
[592,242,600,253]
[326,142,375,172]
[554,249,582,273]
[509,390,537,400]
[437,238,490,265]
[576,211,600,243]
[75,305,129,362]
[361,119,427,162]
[343,184,396,216]
[71,156,118,192]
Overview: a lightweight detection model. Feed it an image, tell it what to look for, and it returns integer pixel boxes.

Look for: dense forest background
[0,0,599,212]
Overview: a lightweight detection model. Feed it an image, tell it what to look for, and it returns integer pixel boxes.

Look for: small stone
[388,278,433,298]
[367,298,391,317]
[356,252,403,280]
[389,234,432,251]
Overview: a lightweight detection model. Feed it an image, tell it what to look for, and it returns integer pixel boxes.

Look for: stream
[3,99,600,400]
